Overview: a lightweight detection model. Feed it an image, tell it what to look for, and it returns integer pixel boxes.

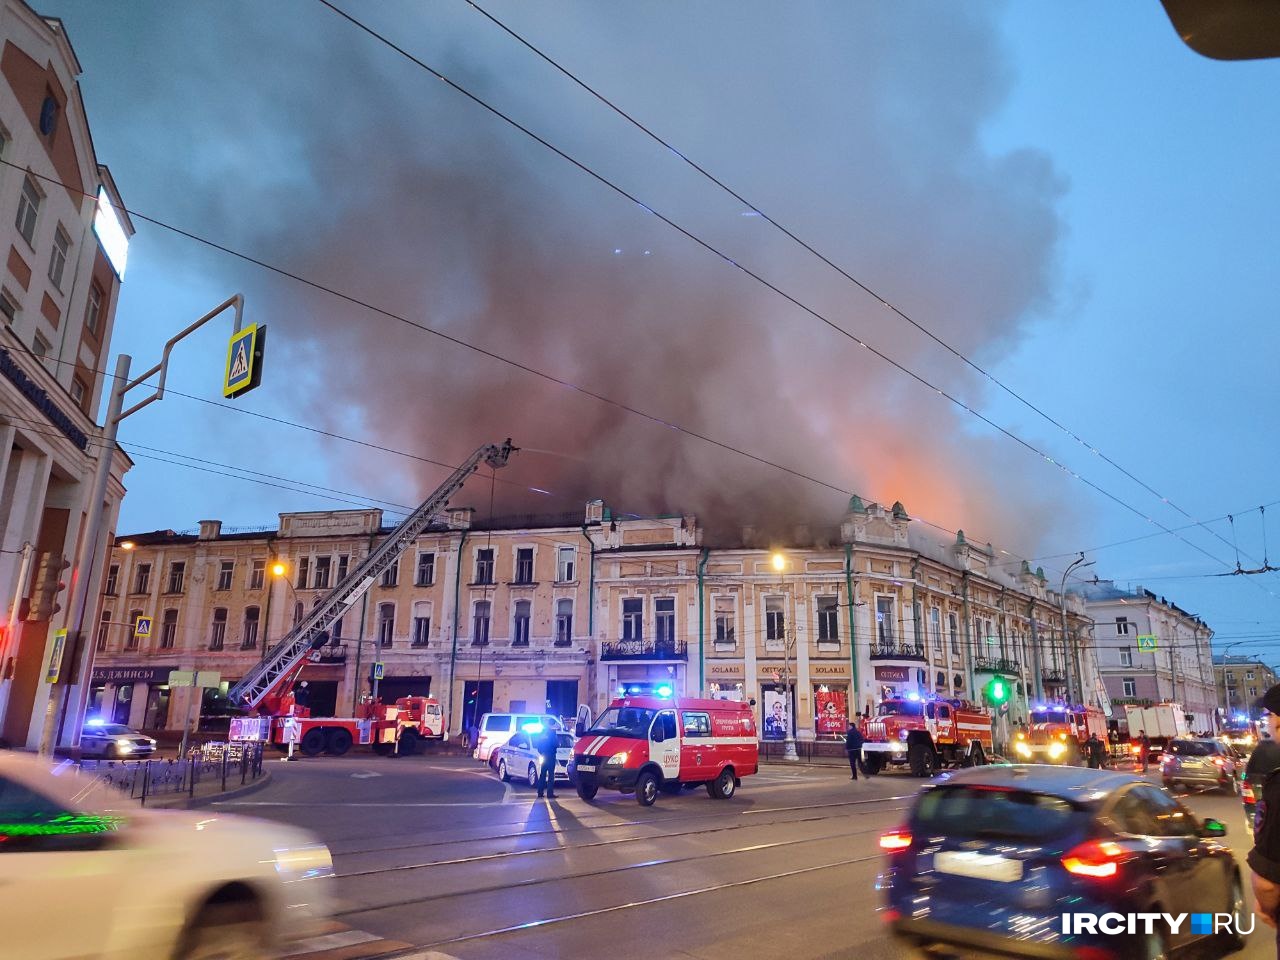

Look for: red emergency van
[571,695,758,806]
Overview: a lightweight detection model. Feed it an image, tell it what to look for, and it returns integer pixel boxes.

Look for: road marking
[351,772,382,779]
[282,923,414,959]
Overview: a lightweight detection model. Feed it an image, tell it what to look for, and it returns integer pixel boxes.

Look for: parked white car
[0,751,332,959]
[473,712,563,761]
[493,729,573,787]
[79,721,157,760]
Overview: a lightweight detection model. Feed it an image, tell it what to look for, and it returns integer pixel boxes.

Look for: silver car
[79,722,157,760]
[1161,737,1240,793]
[494,730,573,787]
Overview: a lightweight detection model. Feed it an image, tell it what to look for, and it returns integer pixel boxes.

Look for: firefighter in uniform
[1247,685,1280,945]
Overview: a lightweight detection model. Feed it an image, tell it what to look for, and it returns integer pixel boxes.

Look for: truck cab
[571,696,757,806]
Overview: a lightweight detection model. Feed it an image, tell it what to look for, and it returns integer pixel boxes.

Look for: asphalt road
[209,757,1274,960]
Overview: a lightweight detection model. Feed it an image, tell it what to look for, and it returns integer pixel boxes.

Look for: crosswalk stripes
[282,919,414,960]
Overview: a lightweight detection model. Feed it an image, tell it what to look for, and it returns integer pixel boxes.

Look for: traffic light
[26,553,69,622]
[984,677,1010,707]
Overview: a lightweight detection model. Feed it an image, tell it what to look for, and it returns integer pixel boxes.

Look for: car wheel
[527,763,539,788]
[177,901,270,960]
[711,767,736,799]
[577,781,598,801]
[1217,876,1246,952]
[635,769,659,807]
[497,759,509,782]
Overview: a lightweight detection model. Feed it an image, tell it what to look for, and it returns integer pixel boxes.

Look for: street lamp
[770,551,799,762]
[1059,554,1094,706]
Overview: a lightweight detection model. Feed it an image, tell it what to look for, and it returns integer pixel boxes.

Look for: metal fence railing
[70,741,265,805]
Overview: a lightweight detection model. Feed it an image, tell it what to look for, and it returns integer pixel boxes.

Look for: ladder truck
[226,440,516,757]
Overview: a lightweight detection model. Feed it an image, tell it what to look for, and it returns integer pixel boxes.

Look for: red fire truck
[230,692,445,757]
[571,695,758,806]
[1011,704,1107,764]
[859,695,993,776]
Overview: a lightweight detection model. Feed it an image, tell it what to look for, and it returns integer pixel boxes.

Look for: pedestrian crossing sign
[223,322,266,398]
[1136,634,1157,652]
[134,615,152,639]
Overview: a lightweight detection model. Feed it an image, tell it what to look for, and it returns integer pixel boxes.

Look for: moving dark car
[880,765,1240,959]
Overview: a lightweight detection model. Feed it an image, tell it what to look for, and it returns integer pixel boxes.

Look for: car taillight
[1212,756,1226,767]
[880,829,912,852]
[1244,782,1256,801]
[1062,840,1124,878]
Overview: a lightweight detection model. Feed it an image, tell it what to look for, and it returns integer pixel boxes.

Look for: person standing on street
[1138,730,1150,773]
[1247,686,1280,943]
[1085,732,1104,769]
[845,720,865,781]
[533,724,559,799]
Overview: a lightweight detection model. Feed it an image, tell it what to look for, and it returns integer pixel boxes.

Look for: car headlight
[1015,742,1032,758]
[1048,742,1066,760]
[274,843,334,882]
[898,730,910,742]
[606,752,629,765]
[116,739,134,752]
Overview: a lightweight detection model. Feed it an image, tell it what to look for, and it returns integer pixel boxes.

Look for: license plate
[576,764,597,773]
[934,850,1023,882]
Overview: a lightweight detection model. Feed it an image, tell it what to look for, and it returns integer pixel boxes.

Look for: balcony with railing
[600,638,688,661]
[974,656,1020,676]
[1041,667,1067,683]
[868,642,926,662]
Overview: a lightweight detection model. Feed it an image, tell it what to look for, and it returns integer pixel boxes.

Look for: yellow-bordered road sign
[134,615,153,639]
[1136,634,1158,652]
[223,322,266,398]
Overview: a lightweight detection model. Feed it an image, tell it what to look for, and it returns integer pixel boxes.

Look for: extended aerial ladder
[228,439,516,712]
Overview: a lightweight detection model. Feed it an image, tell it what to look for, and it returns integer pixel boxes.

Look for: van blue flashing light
[85,718,105,728]
[906,691,921,702]
[655,684,673,698]
[522,722,544,734]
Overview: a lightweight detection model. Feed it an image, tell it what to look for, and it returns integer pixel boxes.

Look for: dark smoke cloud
[56,1,1074,554]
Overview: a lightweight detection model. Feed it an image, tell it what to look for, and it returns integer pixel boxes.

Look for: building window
[1119,647,1133,668]
[714,596,735,649]
[472,600,490,646]
[292,601,303,628]
[48,225,70,289]
[948,612,959,656]
[166,561,185,593]
[411,600,431,647]
[337,554,349,582]
[875,596,896,645]
[378,602,395,647]
[159,609,178,649]
[69,376,86,409]
[241,607,258,649]
[32,331,50,361]
[15,175,39,245]
[1251,686,1259,697]
[474,548,494,585]
[513,547,534,584]
[765,597,785,650]
[249,559,265,590]
[622,597,644,642]
[1122,677,1137,698]
[817,596,839,645]
[95,609,110,651]
[133,563,151,594]
[929,607,942,652]
[104,563,119,596]
[0,288,17,324]
[512,599,531,646]
[655,598,676,646]
[126,609,142,650]
[416,551,435,586]
[1247,670,1256,680]
[205,608,227,650]
[556,546,575,582]
[1116,617,1130,636]
[296,557,310,589]
[380,559,397,588]
[216,560,234,591]
[85,282,103,336]
[555,599,573,646]
[313,555,331,590]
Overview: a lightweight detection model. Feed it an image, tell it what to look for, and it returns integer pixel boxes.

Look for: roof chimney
[198,520,222,540]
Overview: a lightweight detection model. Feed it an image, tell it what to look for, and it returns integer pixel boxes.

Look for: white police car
[79,721,157,760]
[493,727,573,787]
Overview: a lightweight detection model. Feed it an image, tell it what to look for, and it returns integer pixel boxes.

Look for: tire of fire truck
[635,769,660,806]
[969,743,987,766]
[908,743,937,778]
[577,781,599,801]
[710,767,736,799]
[324,728,352,756]
[862,754,883,776]
[398,729,420,756]
[299,729,326,757]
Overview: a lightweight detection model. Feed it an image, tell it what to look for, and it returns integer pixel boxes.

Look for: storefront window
[814,684,848,738]
[761,684,792,741]
[709,681,744,701]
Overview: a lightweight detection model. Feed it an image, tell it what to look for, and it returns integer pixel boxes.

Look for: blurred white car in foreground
[0,751,332,960]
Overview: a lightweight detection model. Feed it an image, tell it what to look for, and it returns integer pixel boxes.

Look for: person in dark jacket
[1138,730,1150,773]
[1085,732,1105,769]
[533,724,559,799]
[1248,687,1280,942]
[845,721,865,780]
[1246,728,1280,831]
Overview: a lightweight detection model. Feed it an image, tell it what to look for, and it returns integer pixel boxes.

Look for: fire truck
[1011,704,1107,764]
[227,440,516,757]
[859,695,993,777]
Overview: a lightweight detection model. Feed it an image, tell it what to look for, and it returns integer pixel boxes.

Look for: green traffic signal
[986,678,1009,705]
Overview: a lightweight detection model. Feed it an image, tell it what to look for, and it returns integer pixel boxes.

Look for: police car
[79,720,157,760]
